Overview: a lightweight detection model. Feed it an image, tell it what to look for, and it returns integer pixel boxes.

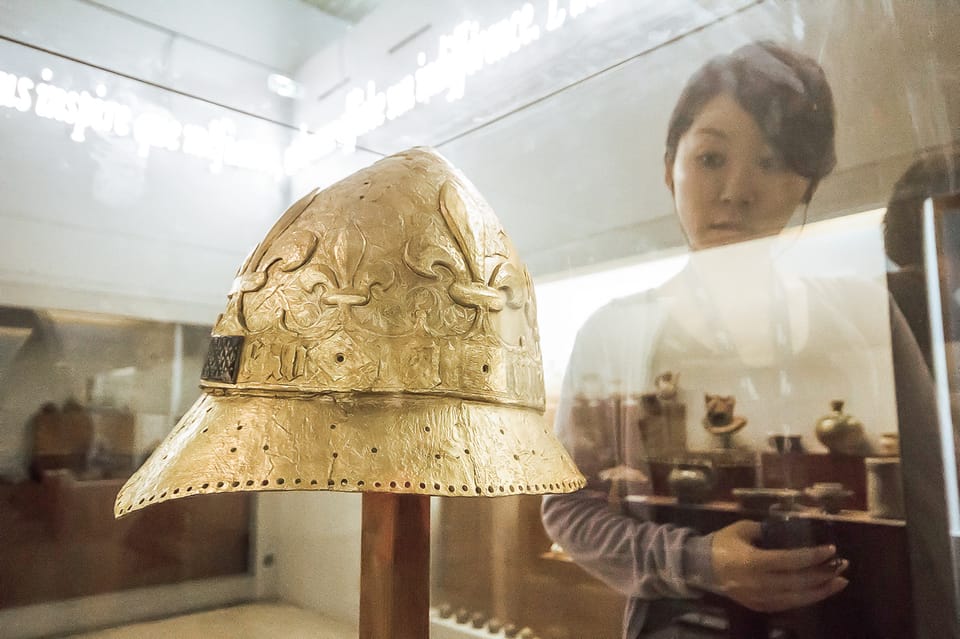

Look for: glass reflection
[0,306,250,608]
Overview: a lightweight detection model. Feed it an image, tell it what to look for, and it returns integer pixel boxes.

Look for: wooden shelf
[624,494,906,526]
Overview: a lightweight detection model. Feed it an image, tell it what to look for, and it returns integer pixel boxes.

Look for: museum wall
[0,2,307,488]
[0,0,303,325]
[0,0,321,487]
[0,2,324,634]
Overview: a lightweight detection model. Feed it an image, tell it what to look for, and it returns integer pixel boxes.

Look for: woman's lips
[699,224,751,248]
[707,223,747,239]
[709,222,744,232]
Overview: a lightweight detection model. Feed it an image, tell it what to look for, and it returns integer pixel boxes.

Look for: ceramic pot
[815,400,867,455]
[667,462,714,504]
[760,504,836,549]
[732,487,801,514]
[803,482,854,514]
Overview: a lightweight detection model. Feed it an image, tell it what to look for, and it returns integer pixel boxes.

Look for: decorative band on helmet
[200,331,546,409]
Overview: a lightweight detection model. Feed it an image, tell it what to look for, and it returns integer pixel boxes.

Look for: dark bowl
[732,487,802,513]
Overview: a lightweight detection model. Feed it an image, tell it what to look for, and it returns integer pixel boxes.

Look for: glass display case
[0,308,252,610]
[0,3,286,633]
[1,1,959,638]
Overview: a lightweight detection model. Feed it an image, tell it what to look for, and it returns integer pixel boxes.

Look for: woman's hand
[710,520,849,612]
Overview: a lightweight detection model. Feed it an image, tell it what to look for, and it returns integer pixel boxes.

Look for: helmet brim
[116,391,584,517]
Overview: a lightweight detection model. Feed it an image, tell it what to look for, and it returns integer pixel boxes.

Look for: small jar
[759,504,836,549]
[865,457,905,519]
[878,432,900,456]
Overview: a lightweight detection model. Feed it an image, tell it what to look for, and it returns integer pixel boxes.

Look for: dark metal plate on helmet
[201,335,244,383]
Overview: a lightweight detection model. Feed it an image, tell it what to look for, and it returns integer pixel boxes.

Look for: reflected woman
[542,41,850,638]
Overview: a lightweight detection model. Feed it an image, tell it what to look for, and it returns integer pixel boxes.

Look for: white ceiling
[12,0,356,73]
[0,0,355,125]
[299,0,384,25]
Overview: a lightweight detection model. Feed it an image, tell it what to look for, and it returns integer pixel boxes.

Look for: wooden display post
[359,493,431,639]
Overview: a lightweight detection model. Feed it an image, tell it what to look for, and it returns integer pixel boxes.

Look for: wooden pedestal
[359,493,430,639]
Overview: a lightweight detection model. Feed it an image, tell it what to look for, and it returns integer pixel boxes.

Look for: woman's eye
[697,152,725,169]
[757,155,785,172]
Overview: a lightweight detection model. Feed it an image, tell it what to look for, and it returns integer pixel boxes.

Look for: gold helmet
[115,147,583,517]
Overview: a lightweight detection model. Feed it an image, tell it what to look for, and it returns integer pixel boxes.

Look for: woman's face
[666,93,812,250]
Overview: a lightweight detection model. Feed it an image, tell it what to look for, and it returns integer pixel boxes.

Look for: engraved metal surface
[116,147,584,517]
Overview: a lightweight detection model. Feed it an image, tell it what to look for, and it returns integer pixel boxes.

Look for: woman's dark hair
[665,41,837,203]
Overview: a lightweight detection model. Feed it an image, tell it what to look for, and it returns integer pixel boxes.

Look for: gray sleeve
[542,305,715,599]
[541,488,715,599]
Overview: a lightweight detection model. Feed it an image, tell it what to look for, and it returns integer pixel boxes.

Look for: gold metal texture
[116,147,584,517]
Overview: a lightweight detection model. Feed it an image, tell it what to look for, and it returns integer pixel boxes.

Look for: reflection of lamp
[114,147,584,637]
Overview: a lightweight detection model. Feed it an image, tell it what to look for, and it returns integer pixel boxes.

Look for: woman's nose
[719,163,756,206]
